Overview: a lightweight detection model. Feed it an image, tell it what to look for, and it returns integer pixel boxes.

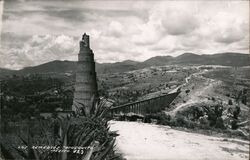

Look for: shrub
[184,120,196,129]
[157,113,171,125]
[231,119,238,130]
[233,105,240,120]
[175,115,186,127]
[198,116,210,130]
[205,104,224,127]
[228,99,233,105]
[215,117,225,129]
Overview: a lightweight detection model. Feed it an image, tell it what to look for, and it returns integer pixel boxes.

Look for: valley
[1,56,249,140]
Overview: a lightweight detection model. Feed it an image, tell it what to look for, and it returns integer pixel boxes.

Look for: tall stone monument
[72,33,98,115]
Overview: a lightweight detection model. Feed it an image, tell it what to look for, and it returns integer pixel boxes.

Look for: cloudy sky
[0,0,249,69]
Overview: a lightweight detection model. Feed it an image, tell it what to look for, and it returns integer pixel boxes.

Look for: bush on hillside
[228,99,233,105]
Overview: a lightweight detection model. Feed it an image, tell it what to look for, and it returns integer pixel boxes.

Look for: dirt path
[167,69,221,115]
[110,121,249,160]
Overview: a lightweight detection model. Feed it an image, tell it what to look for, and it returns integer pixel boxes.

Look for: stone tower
[72,33,98,115]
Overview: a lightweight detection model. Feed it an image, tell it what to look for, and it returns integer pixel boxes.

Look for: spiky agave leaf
[78,129,97,147]
[18,136,40,160]
[94,139,116,160]
[89,95,97,116]
[0,142,15,160]
[61,131,68,160]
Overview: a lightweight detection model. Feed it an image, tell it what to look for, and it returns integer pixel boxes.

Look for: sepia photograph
[0,0,249,159]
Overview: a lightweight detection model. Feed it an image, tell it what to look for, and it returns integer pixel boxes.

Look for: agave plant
[73,96,113,118]
[0,98,119,160]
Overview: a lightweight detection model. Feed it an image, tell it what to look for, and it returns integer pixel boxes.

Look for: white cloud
[131,7,163,45]
[161,2,199,35]
[1,0,249,69]
[162,11,198,35]
[105,21,124,38]
[145,1,249,55]
[0,34,78,69]
[215,27,245,44]
[0,1,4,44]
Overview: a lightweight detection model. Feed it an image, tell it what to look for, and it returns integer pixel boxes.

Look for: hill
[0,52,249,76]
[171,52,250,66]
[138,56,173,68]
[19,60,77,74]
[96,60,139,74]
[0,68,16,78]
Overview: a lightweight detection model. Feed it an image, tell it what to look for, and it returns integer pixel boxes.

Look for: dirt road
[167,69,221,115]
[110,121,249,160]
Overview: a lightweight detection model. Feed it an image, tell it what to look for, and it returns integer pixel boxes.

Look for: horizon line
[1,52,249,71]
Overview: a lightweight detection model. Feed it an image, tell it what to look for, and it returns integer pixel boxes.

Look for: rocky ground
[109,121,249,160]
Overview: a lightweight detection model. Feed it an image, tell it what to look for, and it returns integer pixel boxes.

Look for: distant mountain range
[0,52,249,76]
